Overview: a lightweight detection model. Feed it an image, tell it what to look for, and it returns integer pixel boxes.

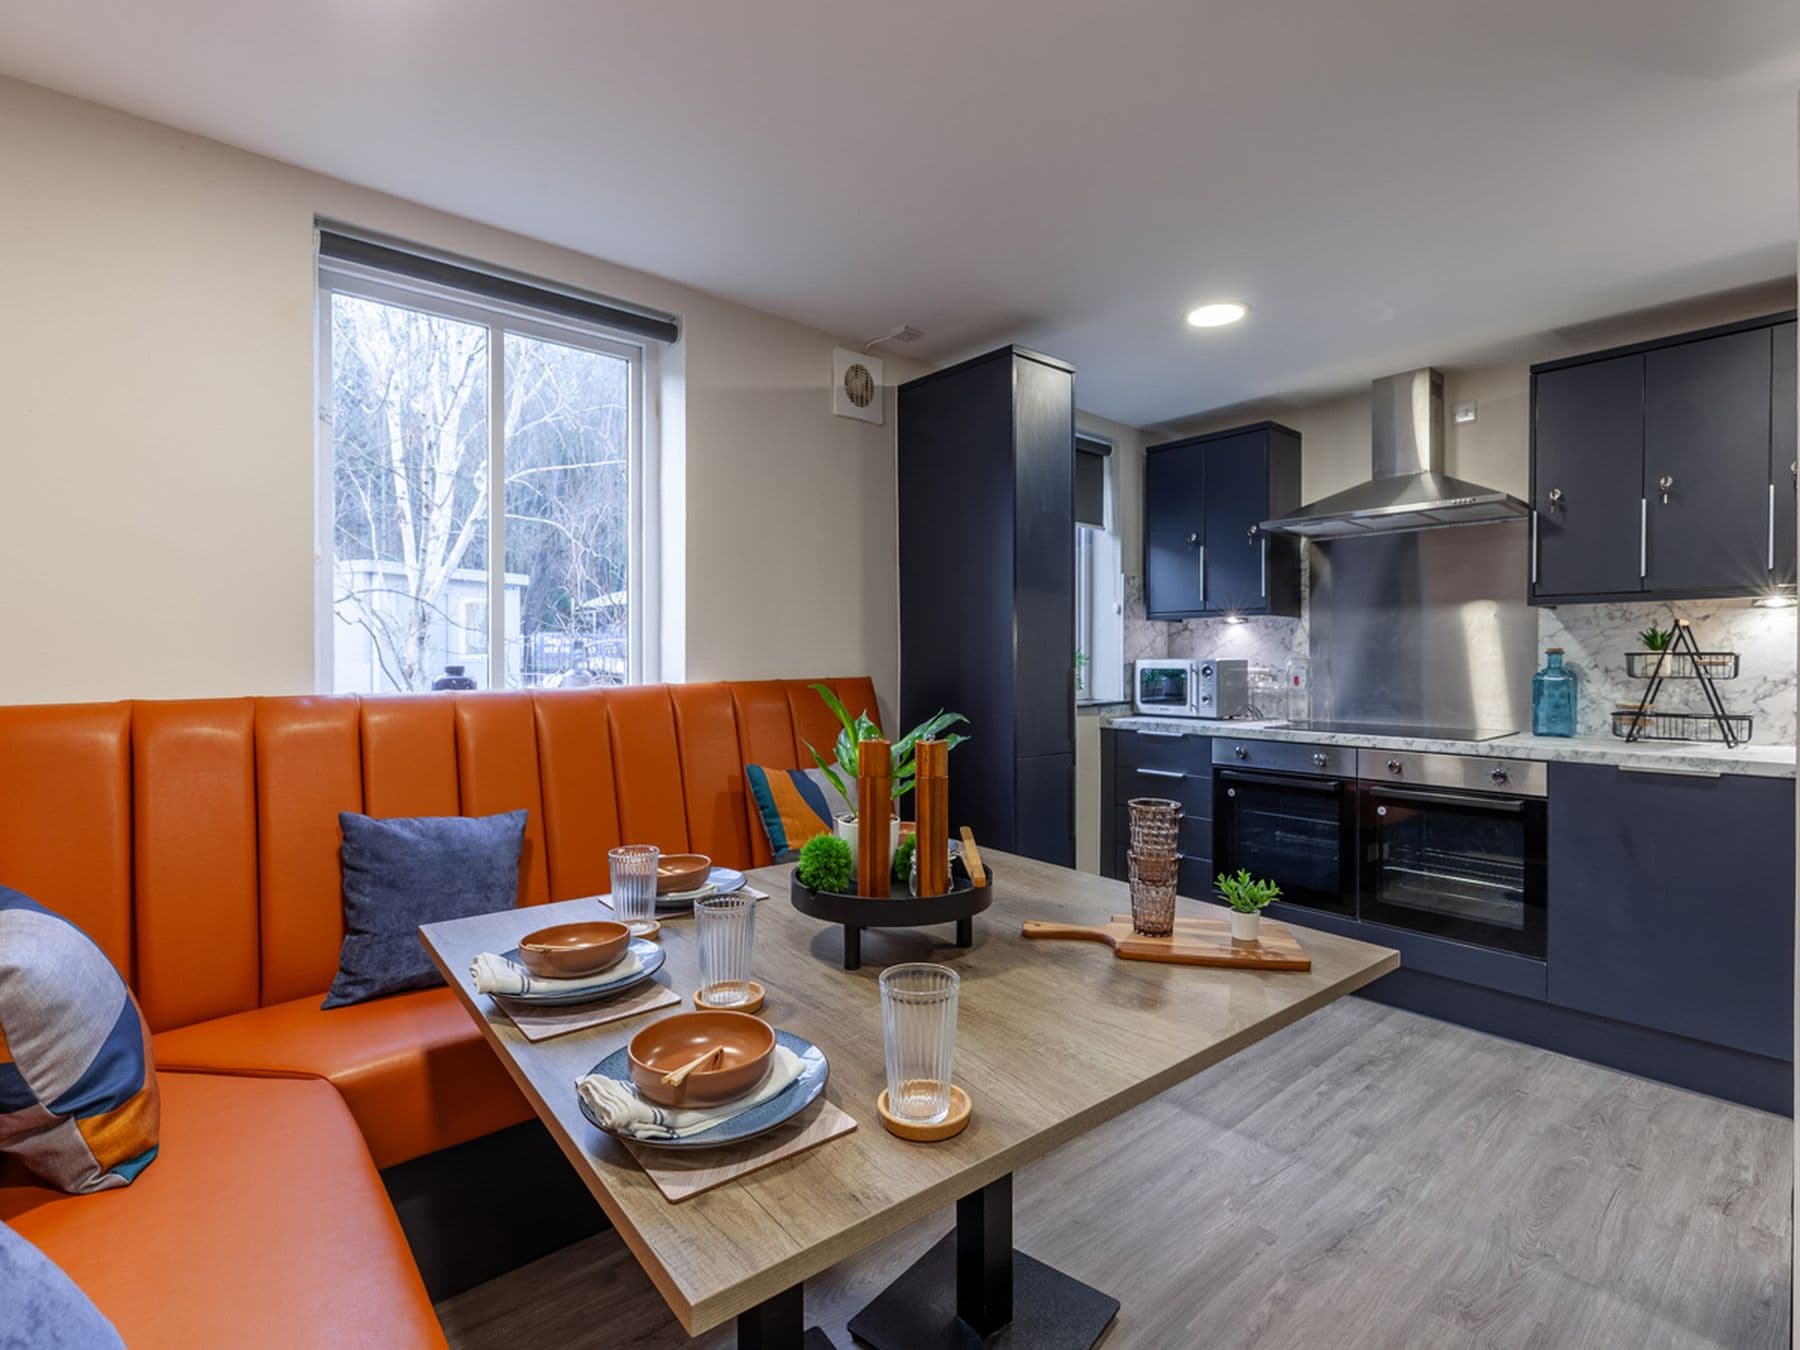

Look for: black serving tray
[790,861,994,970]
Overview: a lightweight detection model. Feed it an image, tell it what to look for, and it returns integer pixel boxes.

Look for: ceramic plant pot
[1230,910,1262,943]
[834,813,901,858]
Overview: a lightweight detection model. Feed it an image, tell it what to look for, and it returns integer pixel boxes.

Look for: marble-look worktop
[1105,715,1797,779]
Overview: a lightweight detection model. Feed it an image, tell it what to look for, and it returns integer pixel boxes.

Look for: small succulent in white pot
[1216,868,1282,942]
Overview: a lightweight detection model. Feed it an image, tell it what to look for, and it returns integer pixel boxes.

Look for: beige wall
[0,76,924,716]
[1149,282,1798,498]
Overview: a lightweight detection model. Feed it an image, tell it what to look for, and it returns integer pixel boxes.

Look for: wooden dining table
[420,851,1399,1349]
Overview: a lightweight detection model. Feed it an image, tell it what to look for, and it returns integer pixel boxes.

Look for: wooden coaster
[877,1085,971,1142]
[694,981,765,1013]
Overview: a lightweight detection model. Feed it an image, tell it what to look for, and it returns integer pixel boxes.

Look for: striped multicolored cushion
[0,886,160,1194]
[744,765,853,862]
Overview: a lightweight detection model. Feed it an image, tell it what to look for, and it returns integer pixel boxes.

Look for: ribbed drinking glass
[609,845,660,935]
[695,894,757,1007]
[879,963,960,1124]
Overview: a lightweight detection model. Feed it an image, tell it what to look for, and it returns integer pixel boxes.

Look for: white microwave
[1134,658,1251,719]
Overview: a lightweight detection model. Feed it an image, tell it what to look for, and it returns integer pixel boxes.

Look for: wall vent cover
[832,348,883,424]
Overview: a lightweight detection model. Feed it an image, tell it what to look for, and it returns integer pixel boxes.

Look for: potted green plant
[806,685,968,858]
[1215,868,1281,942]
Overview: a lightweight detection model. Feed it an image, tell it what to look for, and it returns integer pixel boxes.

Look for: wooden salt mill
[914,737,950,896]
[856,739,891,897]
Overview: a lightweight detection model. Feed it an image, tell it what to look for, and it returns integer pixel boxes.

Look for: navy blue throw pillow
[324,810,527,1009]
[0,1219,124,1350]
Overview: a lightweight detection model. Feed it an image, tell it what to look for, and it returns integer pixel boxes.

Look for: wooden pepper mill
[856,739,891,897]
[914,737,950,896]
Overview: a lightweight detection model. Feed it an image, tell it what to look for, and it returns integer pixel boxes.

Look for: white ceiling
[2,0,1797,426]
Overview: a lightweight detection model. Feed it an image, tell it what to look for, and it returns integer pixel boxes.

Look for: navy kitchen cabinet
[1531,353,1645,601]
[1773,321,1796,589]
[1643,327,1772,595]
[1546,763,1795,1062]
[899,346,1075,866]
[1143,423,1301,620]
[1530,311,1796,604]
[1101,728,1212,891]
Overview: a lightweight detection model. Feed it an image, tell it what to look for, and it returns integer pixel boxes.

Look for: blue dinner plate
[577,1028,827,1149]
[496,938,665,1005]
[655,866,749,911]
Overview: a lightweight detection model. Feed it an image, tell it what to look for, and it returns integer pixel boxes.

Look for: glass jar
[1532,648,1578,737]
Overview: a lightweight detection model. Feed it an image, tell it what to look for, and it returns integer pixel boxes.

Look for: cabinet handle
[1135,767,1186,779]
[1639,497,1647,579]
[1530,510,1538,585]
[1770,483,1777,572]
[1618,763,1721,779]
[1199,544,1206,606]
[1658,473,1674,505]
[1261,537,1268,597]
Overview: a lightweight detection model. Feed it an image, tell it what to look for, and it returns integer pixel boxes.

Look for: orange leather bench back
[0,677,879,1031]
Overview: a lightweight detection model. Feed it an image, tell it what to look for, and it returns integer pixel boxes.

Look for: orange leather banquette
[0,676,878,1348]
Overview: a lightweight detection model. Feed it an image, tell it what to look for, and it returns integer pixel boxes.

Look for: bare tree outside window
[328,291,634,693]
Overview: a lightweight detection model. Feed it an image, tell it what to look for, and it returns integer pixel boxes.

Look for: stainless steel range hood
[1260,368,1529,537]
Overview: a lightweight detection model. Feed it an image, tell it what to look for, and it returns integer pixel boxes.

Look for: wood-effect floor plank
[437,999,1792,1350]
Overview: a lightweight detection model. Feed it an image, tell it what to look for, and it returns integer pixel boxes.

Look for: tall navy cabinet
[898,346,1076,866]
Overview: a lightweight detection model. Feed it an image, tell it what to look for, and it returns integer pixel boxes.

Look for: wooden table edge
[422,917,1399,1336]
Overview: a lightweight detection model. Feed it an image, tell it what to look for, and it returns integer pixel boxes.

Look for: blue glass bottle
[1532,648,1577,737]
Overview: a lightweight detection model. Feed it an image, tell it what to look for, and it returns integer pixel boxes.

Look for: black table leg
[955,916,974,948]
[737,1281,836,1350]
[843,924,861,970]
[845,1174,1119,1349]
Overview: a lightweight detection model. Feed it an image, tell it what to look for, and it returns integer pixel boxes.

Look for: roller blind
[1075,434,1111,528]
[316,222,680,345]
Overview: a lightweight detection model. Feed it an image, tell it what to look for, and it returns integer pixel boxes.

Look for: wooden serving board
[1021,913,1311,971]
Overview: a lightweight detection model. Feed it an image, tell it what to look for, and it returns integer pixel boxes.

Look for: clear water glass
[609,844,660,935]
[695,894,756,1007]
[879,963,959,1124]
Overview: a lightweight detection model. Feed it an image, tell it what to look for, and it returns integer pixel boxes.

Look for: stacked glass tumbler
[1126,797,1182,937]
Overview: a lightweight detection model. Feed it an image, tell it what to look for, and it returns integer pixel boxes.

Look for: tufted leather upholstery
[0,676,879,1336]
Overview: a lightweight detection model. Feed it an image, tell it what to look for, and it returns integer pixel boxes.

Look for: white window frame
[314,257,661,692]
[1075,434,1125,704]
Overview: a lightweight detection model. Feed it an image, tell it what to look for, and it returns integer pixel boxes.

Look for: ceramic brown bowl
[516,921,630,978]
[628,1010,775,1108]
[656,852,712,895]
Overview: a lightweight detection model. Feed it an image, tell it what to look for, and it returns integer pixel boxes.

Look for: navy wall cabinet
[1530,311,1797,604]
[1546,763,1795,1062]
[899,347,1075,866]
[1144,423,1302,620]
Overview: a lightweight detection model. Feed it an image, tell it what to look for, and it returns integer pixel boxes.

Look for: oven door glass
[1359,786,1546,957]
[1137,665,1190,709]
[1213,769,1355,915]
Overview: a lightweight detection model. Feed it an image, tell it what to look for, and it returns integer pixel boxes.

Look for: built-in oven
[1212,740,1358,916]
[1356,750,1547,958]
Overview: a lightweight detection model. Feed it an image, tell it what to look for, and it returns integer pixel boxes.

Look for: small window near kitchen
[1075,434,1125,704]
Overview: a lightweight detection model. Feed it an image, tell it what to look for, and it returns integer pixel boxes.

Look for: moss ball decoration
[795,833,855,893]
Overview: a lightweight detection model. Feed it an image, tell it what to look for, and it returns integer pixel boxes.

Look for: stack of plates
[495,938,666,1006]
[656,866,747,911]
[578,1029,828,1148]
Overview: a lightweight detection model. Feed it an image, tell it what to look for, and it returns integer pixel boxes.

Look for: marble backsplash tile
[1538,600,1796,743]
[1122,574,1796,744]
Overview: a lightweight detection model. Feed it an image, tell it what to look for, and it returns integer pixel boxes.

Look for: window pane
[502,331,632,687]
[329,294,490,693]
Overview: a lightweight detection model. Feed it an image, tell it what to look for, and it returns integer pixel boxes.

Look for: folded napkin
[578,1045,804,1140]
[471,948,642,998]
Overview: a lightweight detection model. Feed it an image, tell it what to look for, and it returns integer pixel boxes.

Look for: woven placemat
[624,1099,857,1203]
[492,978,681,1042]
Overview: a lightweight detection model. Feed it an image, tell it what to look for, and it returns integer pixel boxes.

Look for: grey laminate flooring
[438,1000,1792,1350]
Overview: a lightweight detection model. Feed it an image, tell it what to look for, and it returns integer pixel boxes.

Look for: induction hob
[1275,719,1517,743]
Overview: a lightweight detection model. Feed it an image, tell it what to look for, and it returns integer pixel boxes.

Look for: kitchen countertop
[1104,714,1797,779]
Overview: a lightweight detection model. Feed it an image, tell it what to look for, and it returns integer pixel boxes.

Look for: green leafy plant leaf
[1215,868,1282,913]
[1638,625,1675,652]
[802,685,970,806]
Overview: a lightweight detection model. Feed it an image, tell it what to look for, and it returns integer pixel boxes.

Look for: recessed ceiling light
[1186,302,1248,329]
[1753,593,1796,609]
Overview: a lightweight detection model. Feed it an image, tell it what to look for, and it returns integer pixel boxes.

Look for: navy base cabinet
[1547,763,1795,1063]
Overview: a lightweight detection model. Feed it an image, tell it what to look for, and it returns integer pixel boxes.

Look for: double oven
[1213,740,1547,959]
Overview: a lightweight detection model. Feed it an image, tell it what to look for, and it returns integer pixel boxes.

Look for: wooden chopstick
[661,1045,724,1086]
[960,827,987,888]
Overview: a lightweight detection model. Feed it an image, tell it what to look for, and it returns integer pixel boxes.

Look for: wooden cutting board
[1021,913,1311,971]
